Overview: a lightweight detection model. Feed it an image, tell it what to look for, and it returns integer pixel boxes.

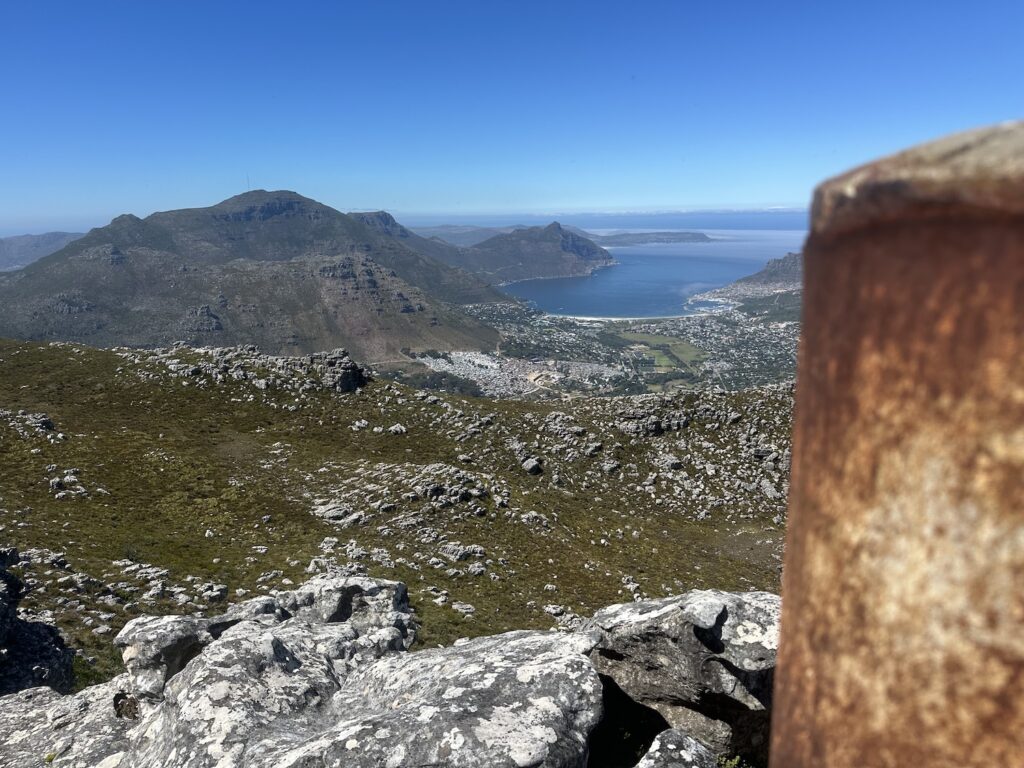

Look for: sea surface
[500,229,807,318]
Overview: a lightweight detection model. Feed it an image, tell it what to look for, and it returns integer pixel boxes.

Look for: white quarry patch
[419,350,619,397]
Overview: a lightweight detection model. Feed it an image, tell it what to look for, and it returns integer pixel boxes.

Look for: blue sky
[1,1,1021,234]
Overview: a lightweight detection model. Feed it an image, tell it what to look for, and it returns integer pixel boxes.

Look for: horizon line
[0,204,811,238]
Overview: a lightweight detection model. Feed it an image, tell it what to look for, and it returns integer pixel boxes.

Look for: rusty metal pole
[770,122,1024,767]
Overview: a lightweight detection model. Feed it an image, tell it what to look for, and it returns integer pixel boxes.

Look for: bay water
[501,229,807,318]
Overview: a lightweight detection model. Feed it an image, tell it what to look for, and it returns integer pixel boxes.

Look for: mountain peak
[110,213,143,227]
[208,190,326,219]
[350,210,407,238]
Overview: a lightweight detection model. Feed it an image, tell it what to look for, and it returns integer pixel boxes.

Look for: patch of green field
[736,290,802,323]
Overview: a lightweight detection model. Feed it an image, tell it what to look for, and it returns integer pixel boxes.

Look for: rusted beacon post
[770,122,1024,767]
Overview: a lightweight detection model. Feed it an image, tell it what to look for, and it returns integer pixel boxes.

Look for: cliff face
[737,251,802,287]
[0,549,73,696]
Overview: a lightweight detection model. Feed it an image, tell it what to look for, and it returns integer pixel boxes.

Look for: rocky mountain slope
[0,339,791,703]
[687,251,803,330]
[467,223,615,283]
[0,232,83,271]
[0,192,506,362]
[365,215,615,284]
[0,563,779,767]
[736,251,802,288]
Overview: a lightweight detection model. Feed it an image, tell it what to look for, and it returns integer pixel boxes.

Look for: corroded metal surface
[770,122,1024,767]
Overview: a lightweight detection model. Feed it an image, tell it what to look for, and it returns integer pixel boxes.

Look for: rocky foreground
[0,554,779,768]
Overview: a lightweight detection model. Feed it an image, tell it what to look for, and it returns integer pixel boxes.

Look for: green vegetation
[0,339,790,690]
[616,332,705,368]
[607,330,708,392]
[737,290,802,323]
[378,365,484,396]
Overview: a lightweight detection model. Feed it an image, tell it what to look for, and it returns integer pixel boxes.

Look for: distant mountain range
[0,192,510,361]
[0,192,622,360]
[410,225,527,247]
[584,230,710,246]
[0,232,83,271]
[351,212,613,283]
[415,224,710,248]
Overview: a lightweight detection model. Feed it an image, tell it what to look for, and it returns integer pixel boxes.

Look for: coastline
[495,259,617,287]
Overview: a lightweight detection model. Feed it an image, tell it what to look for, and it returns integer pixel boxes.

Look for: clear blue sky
[1,1,1021,234]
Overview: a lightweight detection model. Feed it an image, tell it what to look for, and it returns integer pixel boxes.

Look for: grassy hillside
[0,339,792,689]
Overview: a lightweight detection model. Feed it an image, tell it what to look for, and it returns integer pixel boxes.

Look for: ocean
[500,229,807,318]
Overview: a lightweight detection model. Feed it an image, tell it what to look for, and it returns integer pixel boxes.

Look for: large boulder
[0,574,782,767]
[113,576,401,702]
[237,631,602,767]
[582,590,781,765]
[0,576,604,768]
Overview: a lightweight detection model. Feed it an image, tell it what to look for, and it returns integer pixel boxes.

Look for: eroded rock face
[115,577,407,704]
[0,576,605,768]
[583,590,781,765]
[0,550,18,646]
[244,631,602,767]
[0,578,781,767]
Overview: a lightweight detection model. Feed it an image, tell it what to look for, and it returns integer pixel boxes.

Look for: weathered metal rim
[811,120,1024,237]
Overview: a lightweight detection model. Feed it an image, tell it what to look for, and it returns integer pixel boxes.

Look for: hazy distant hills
[464,223,614,282]
[0,232,83,271]
[410,225,528,247]
[417,224,711,249]
[362,215,614,283]
[586,230,711,246]
[0,191,505,361]
[402,222,615,283]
